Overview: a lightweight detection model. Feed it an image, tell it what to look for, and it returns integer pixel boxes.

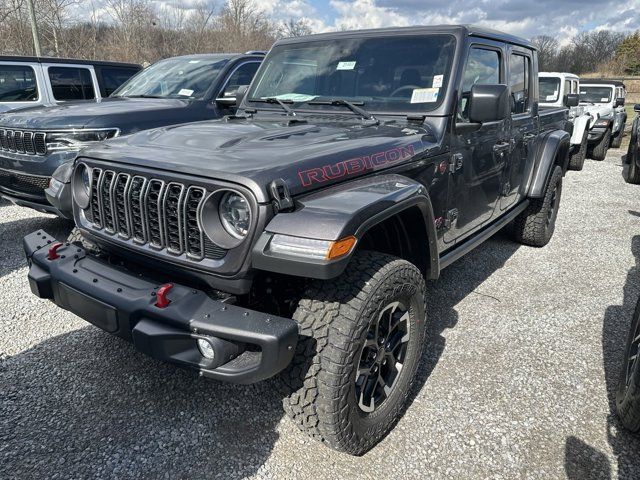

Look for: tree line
[0,0,311,63]
[532,30,640,76]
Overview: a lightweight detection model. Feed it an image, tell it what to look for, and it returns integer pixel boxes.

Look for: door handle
[493,141,510,153]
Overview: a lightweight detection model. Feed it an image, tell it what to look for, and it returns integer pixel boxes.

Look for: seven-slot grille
[0,129,46,155]
[87,168,225,261]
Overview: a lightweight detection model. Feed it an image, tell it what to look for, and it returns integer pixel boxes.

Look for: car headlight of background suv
[46,128,119,152]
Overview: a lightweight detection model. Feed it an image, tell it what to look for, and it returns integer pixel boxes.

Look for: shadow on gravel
[564,234,640,479]
[0,327,283,479]
[0,216,73,279]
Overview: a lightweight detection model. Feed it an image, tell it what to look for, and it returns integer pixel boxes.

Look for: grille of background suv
[87,168,226,261]
[0,170,50,195]
[0,129,47,155]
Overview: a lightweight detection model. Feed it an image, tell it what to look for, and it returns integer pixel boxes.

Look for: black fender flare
[528,130,571,199]
[625,115,640,167]
[252,174,439,280]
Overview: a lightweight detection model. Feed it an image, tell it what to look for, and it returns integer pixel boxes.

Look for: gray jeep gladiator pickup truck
[24,25,572,455]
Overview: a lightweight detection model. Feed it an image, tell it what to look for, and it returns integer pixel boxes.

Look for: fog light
[197,338,215,359]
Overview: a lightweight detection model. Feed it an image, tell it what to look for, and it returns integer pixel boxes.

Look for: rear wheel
[568,130,588,171]
[616,298,640,432]
[280,251,427,455]
[591,128,611,161]
[512,165,562,247]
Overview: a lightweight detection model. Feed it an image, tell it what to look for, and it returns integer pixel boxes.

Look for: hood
[580,103,613,119]
[0,97,193,131]
[82,115,446,202]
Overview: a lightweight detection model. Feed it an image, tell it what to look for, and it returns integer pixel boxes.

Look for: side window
[0,65,38,102]
[458,47,501,121]
[509,53,530,114]
[48,67,95,100]
[98,67,140,97]
[220,62,260,99]
[564,80,571,96]
[572,81,578,94]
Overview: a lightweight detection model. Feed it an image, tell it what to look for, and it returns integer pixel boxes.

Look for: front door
[447,43,509,243]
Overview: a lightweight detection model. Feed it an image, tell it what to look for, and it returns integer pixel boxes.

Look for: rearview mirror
[615,97,625,107]
[468,84,510,124]
[565,93,579,108]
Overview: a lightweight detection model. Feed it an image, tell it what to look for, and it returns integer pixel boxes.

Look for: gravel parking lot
[1,148,640,479]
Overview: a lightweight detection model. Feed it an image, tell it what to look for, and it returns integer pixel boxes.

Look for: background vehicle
[539,72,593,170]
[623,104,640,184]
[580,79,627,160]
[0,56,140,113]
[616,295,640,432]
[25,25,572,455]
[0,52,263,217]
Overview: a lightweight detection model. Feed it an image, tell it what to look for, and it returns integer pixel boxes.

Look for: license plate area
[57,283,119,333]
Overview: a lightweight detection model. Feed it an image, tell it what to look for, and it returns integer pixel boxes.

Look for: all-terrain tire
[568,130,588,171]
[610,124,625,148]
[623,120,640,184]
[616,298,640,432]
[66,227,99,254]
[280,251,427,455]
[591,128,611,161]
[512,165,562,247]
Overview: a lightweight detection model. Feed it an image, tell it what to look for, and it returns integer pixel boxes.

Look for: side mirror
[634,104,640,113]
[235,85,249,107]
[215,85,249,108]
[468,84,510,124]
[565,93,579,108]
[615,97,625,107]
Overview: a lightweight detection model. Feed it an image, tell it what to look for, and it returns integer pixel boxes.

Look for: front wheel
[616,298,640,432]
[591,128,611,161]
[512,165,563,247]
[280,251,427,455]
[568,130,588,171]
[611,124,625,149]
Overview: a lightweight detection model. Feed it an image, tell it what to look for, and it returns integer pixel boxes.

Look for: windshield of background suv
[247,35,456,114]
[0,65,38,102]
[580,86,613,104]
[111,57,229,99]
[539,77,561,102]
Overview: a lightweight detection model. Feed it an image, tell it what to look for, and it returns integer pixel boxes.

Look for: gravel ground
[1,149,640,479]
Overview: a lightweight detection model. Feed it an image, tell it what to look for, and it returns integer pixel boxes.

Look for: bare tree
[531,35,558,72]
[279,18,312,38]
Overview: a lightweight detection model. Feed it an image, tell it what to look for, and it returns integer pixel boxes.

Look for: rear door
[447,41,508,243]
[500,47,535,210]
[43,64,99,102]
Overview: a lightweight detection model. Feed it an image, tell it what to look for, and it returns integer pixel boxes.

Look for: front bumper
[24,230,298,384]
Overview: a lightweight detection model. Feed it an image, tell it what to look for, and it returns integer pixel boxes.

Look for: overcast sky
[88,0,640,41]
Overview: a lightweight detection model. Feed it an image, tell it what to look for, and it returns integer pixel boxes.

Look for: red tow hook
[47,242,64,260]
[155,283,174,308]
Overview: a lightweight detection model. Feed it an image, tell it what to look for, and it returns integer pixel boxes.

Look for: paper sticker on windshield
[432,75,443,88]
[274,93,317,102]
[410,88,439,104]
[601,97,609,102]
[178,88,194,96]
[546,94,557,101]
[337,61,356,70]
[188,60,201,64]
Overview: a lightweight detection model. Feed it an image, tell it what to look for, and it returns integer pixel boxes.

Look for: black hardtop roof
[580,79,626,88]
[274,24,535,50]
[0,55,141,68]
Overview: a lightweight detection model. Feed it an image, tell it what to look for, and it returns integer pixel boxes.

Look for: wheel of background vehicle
[280,251,427,455]
[66,227,100,254]
[568,130,588,171]
[591,128,611,161]
[610,123,625,149]
[512,165,562,248]
[624,124,640,184]
[616,298,640,432]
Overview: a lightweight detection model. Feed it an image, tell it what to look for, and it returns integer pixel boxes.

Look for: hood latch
[269,179,294,213]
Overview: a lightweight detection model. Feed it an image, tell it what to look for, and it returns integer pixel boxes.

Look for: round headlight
[72,163,91,209]
[219,191,250,239]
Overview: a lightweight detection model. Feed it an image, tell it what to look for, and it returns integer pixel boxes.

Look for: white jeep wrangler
[579,79,627,160]
[539,72,593,170]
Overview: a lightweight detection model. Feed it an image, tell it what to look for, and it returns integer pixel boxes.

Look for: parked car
[579,79,627,159]
[0,52,263,217]
[24,25,573,455]
[539,72,593,171]
[623,104,640,184]
[616,295,640,432]
[0,55,140,113]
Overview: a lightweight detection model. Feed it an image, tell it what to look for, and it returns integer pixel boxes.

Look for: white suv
[539,72,594,170]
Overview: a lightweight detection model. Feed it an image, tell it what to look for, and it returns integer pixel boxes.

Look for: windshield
[111,57,229,99]
[247,34,456,114]
[539,77,561,102]
[580,86,613,104]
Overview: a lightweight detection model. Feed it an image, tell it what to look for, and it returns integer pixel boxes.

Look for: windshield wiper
[121,94,165,99]
[248,97,296,116]
[307,99,379,124]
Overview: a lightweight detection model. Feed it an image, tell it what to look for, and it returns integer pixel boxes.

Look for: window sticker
[274,93,317,102]
[410,87,439,104]
[601,97,609,102]
[188,60,201,64]
[178,88,194,96]
[337,61,356,70]
[432,74,444,88]
[546,93,558,101]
